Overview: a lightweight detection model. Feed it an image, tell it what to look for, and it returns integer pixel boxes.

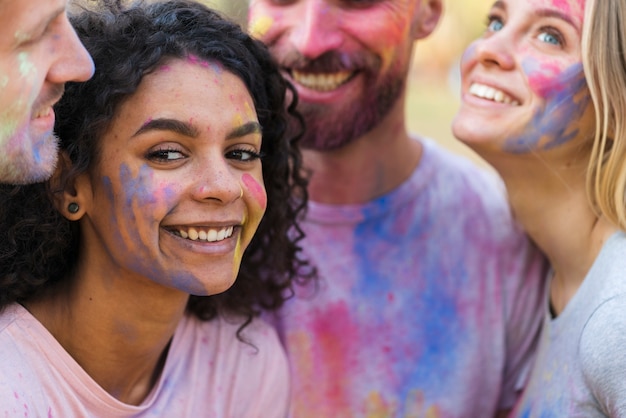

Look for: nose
[290,0,344,59]
[474,32,516,71]
[192,157,243,205]
[47,15,95,84]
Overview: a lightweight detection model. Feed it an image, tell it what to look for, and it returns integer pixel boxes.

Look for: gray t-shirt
[512,231,626,417]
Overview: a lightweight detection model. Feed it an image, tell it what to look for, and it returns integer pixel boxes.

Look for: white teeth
[469,83,519,106]
[176,226,234,243]
[292,70,353,91]
[34,107,52,119]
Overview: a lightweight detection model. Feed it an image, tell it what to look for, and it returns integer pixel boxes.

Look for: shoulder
[181,314,286,361]
[419,137,510,215]
[579,293,626,413]
[179,315,289,416]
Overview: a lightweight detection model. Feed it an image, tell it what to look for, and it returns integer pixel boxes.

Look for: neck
[25,260,188,405]
[478,146,618,314]
[304,94,421,204]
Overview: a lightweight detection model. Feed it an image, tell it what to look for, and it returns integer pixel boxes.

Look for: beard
[275,48,407,151]
[0,127,59,185]
[299,74,405,151]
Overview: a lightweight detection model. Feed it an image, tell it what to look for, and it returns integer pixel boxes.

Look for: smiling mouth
[469,83,520,106]
[170,226,235,242]
[291,70,355,91]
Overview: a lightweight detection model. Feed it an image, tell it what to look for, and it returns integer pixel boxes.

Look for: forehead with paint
[249,0,424,56]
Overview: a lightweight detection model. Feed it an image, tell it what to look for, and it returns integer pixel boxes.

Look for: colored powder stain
[461,42,478,66]
[242,173,267,209]
[14,30,30,43]
[550,0,573,13]
[186,54,208,68]
[18,53,36,78]
[249,15,273,38]
[308,301,359,411]
[506,63,588,152]
[365,392,395,418]
[403,390,443,418]
[106,166,208,293]
[243,101,256,120]
[141,117,153,128]
[550,0,584,21]
[232,113,244,129]
[523,58,568,99]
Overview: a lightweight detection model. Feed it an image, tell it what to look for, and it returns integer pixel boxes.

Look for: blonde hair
[582,0,626,230]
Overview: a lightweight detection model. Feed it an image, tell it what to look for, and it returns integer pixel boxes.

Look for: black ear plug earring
[68,202,80,214]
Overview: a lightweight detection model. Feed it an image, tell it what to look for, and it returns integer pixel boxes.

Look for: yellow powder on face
[249,15,273,39]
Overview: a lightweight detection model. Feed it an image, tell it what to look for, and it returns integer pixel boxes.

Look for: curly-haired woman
[0,0,313,415]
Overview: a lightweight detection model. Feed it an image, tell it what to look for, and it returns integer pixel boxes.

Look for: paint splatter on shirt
[270,138,549,418]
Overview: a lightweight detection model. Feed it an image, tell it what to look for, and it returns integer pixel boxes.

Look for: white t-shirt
[0,304,289,417]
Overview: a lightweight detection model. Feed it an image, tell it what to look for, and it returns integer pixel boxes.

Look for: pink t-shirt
[0,304,288,417]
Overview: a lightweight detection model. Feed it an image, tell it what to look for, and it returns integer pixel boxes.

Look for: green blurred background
[193,0,494,166]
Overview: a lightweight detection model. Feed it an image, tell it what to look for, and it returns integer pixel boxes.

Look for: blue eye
[487,17,504,32]
[538,31,562,46]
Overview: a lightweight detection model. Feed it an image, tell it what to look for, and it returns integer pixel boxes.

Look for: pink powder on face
[524,58,570,98]
[242,173,266,209]
[547,0,585,27]
[141,117,153,128]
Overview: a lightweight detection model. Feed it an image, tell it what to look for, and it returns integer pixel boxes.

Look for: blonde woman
[453,0,626,415]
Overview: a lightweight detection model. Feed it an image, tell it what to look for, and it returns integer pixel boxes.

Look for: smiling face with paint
[0,0,94,184]
[73,58,266,296]
[249,0,441,150]
[452,0,595,154]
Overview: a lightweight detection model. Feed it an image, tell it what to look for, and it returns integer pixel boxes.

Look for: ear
[411,0,443,40]
[49,152,93,221]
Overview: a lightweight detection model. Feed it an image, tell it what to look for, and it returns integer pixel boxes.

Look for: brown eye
[147,149,186,162]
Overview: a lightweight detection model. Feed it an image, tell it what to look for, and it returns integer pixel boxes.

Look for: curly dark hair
[0,0,315,328]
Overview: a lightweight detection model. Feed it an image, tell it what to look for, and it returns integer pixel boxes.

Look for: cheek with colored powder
[506,63,589,152]
[523,57,570,98]
[242,173,267,209]
[459,42,478,74]
[101,164,211,293]
[248,12,274,39]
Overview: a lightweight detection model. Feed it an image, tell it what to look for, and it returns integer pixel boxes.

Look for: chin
[0,130,59,185]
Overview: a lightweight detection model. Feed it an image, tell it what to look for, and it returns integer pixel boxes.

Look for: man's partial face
[0,0,93,184]
[249,0,423,151]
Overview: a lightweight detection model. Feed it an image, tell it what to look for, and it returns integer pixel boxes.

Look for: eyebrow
[535,8,580,33]
[493,1,581,33]
[133,118,199,138]
[132,118,262,140]
[226,121,262,140]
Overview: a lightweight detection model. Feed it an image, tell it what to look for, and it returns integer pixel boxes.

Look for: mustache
[276,49,380,73]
